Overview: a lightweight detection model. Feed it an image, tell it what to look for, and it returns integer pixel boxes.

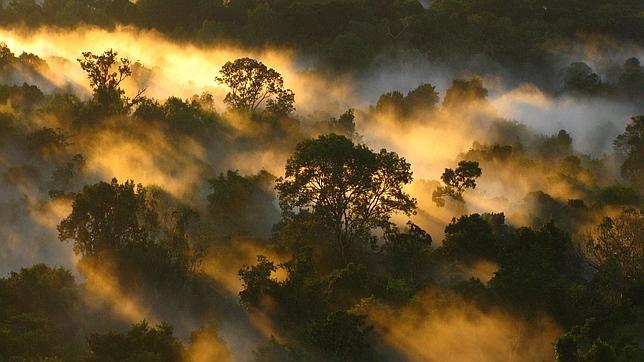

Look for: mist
[0,2,642,361]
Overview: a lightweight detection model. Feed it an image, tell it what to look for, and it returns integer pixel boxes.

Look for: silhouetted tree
[208,170,279,238]
[305,311,374,361]
[57,178,197,288]
[585,209,643,294]
[87,320,184,362]
[443,78,488,108]
[328,108,357,138]
[238,255,278,307]
[78,49,144,115]
[276,134,416,263]
[216,57,294,115]
[560,62,604,95]
[432,160,482,206]
[441,213,500,261]
[0,264,82,360]
[405,83,439,112]
[58,178,158,256]
[375,90,405,114]
[618,58,644,100]
[614,115,643,189]
[382,221,432,283]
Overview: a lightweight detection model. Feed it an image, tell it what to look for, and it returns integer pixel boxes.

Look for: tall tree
[276,134,416,263]
[614,115,643,189]
[585,209,643,290]
[87,320,184,362]
[58,178,157,256]
[432,160,482,207]
[442,78,488,108]
[215,57,294,115]
[78,49,144,115]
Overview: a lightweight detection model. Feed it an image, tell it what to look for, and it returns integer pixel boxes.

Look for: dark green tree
[87,320,184,362]
[584,209,643,300]
[215,57,295,115]
[57,178,197,288]
[382,221,432,283]
[405,83,439,112]
[238,255,278,308]
[432,160,482,207]
[442,78,488,108]
[0,264,82,360]
[78,49,144,115]
[208,170,279,238]
[276,134,416,263]
[614,115,643,189]
[441,213,501,261]
[560,62,604,95]
[305,311,374,361]
[58,178,157,256]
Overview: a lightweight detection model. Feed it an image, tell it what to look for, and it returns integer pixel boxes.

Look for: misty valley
[0,1,642,361]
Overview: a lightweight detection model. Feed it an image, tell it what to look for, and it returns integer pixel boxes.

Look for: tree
[208,170,279,238]
[0,42,15,69]
[432,160,482,207]
[87,320,184,362]
[57,178,197,287]
[618,58,644,100]
[215,57,295,115]
[328,108,357,138]
[238,255,278,307]
[560,62,604,95]
[0,264,82,360]
[375,90,405,114]
[405,83,439,112]
[614,115,643,189]
[58,178,157,257]
[489,222,581,321]
[305,311,374,361]
[442,78,488,108]
[374,83,439,117]
[584,209,643,289]
[78,49,144,115]
[276,134,416,263]
[441,213,500,261]
[383,221,432,283]
[538,129,573,160]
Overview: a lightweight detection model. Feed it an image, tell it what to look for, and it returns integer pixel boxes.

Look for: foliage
[614,115,643,189]
[560,62,605,95]
[441,213,501,261]
[276,134,416,263]
[87,320,184,362]
[238,255,278,308]
[58,178,157,256]
[216,57,294,115]
[208,170,279,238]
[0,264,83,360]
[442,78,488,108]
[382,221,432,283]
[77,49,144,116]
[57,178,198,288]
[432,160,482,207]
[584,209,643,296]
[304,311,374,362]
[327,108,357,138]
[375,83,439,117]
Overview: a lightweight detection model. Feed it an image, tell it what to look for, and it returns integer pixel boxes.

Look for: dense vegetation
[1,0,642,75]
[0,1,642,361]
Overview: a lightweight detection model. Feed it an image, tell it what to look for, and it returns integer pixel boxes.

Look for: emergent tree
[215,57,294,115]
[275,134,416,263]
